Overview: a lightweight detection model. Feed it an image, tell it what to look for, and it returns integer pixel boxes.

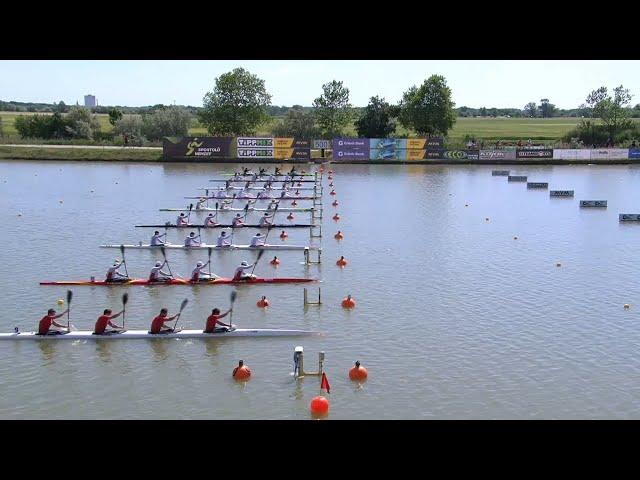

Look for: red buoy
[334,231,344,240]
[328,170,333,174]
[257,296,270,308]
[349,361,368,381]
[341,294,356,308]
[330,190,336,196]
[336,256,348,267]
[333,213,340,221]
[233,360,251,380]
[332,200,339,207]
[310,396,329,416]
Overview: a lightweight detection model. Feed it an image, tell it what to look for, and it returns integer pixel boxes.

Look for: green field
[0,146,161,161]
[0,111,584,144]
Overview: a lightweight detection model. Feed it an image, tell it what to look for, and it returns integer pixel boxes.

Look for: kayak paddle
[187,203,193,223]
[208,247,212,277]
[120,244,129,278]
[174,298,189,331]
[229,290,237,329]
[121,292,129,329]
[250,249,266,276]
[66,289,73,330]
[160,246,174,278]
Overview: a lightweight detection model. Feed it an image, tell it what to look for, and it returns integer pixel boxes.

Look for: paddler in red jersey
[94,308,125,335]
[232,213,245,227]
[38,308,70,335]
[149,308,180,334]
[204,307,233,333]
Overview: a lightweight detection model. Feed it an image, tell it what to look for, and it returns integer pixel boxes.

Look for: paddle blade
[179,298,189,313]
[120,244,125,257]
[189,203,193,211]
[215,202,219,210]
[255,249,265,263]
[122,292,129,306]
[208,247,212,258]
[66,290,73,305]
[230,290,237,305]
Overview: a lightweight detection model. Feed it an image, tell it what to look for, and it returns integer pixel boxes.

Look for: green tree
[524,102,537,117]
[398,75,456,136]
[312,80,352,137]
[489,108,498,117]
[53,101,68,113]
[479,107,487,117]
[141,105,191,141]
[586,85,633,139]
[108,107,123,127]
[271,106,320,139]
[354,96,398,138]
[65,106,101,139]
[0,117,3,137]
[539,99,556,118]
[199,67,272,136]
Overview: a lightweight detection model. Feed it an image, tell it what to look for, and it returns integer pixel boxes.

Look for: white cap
[197,261,203,267]
[155,261,162,267]
[241,261,248,266]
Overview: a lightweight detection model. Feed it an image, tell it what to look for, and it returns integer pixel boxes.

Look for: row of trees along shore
[1,67,639,148]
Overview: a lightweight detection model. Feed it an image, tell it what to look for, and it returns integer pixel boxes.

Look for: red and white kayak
[39,277,317,286]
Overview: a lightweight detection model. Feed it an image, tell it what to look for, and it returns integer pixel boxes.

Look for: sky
[1,60,639,109]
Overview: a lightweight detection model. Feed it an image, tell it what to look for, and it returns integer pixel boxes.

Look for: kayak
[159,207,314,213]
[184,195,320,200]
[199,186,318,191]
[209,179,319,183]
[40,277,318,286]
[134,223,315,229]
[0,328,322,341]
[100,243,319,251]
[220,173,317,177]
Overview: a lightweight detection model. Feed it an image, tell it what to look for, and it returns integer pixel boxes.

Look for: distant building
[84,95,96,107]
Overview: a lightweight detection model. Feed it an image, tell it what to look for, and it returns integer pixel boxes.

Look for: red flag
[320,372,330,394]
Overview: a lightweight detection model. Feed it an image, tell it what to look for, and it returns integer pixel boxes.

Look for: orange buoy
[624,304,630,309]
[334,231,344,240]
[270,256,280,266]
[257,296,270,308]
[333,213,340,221]
[233,360,251,380]
[279,230,288,240]
[336,256,348,267]
[349,361,368,381]
[328,170,333,174]
[332,200,339,206]
[320,166,324,173]
[310,396,329,416]
[341,294,355,308]
[287,213,294,220]
[291,201,298,207]
[330,190,336,196]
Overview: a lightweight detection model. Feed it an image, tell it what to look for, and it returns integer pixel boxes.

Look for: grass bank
[0,146,162,162]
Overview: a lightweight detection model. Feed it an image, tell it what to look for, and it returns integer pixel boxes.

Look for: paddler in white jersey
[259,212,275,227]
[233,260,256,281]
[195,197,208,210]
[257,190,270,199]
[232,213,245,227]
[250,232,266,247]
[149,261,172,282]
[216,230,231,247]
[105,259,129,282]
[204,213,218,227]
[267,200,278,211]
[184,232,202,247]
[177,213,189,226]
[150,231,166,246]
[190,260,218,282]
[216,187,228,199]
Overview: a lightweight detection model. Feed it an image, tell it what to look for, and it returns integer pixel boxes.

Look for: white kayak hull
[100,244,319,251]
[199,186,318,191]
[0,329,321,340]
[159,207,314,213]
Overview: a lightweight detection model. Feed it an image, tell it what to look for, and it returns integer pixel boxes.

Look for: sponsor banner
[480,150,517,160]
[550,190,574,197]
[516,149,553,158]
[163,137,234,159]
[527,182,548,189]
[492,170,510,176]
[237,137,274,148]
[580,200,607,208]
[425,149,445,159]
[426,137,444,149]
[370,148,407,160]
[274,148,311,160]
[313,139,331,149]
[237,148,274,158]
[333,149,370,160]
[333,138,368,149]
[406,150,427,160]
[620,214,640,221]
[508,175,527,182]
[406,139,427,149]
[629,148,640,159]
[274,138,310,148]
[552,149,591,160]
[443,150,479,160]
[589,148,629,160]
[369,138,408,150]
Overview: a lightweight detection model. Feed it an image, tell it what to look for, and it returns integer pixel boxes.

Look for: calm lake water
[1,160,640,419]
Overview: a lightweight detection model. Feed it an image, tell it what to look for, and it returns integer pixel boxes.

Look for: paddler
[250,232,266,247]
[149,261,173,282]
[94,308,125,335]
[259,212,275,227]
[267,200,278,211]
[216,230,232,247]
[216,187,228,199]
[204,307,233,333]
[150,230,166,246]
[257,190,270,199]
[195,197,208,210]
[38,308,70,335]
[184,231,202,247]
[149,308,180,334]
[105,259,129,282]
[233,260,256,281]
[204,213,218,227]
[242,167,250,175]
[190,260,218,282]
[232,213,245,227]
[177,212,190,226]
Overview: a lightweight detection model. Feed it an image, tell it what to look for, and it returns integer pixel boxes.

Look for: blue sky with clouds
[1,60,638,109]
